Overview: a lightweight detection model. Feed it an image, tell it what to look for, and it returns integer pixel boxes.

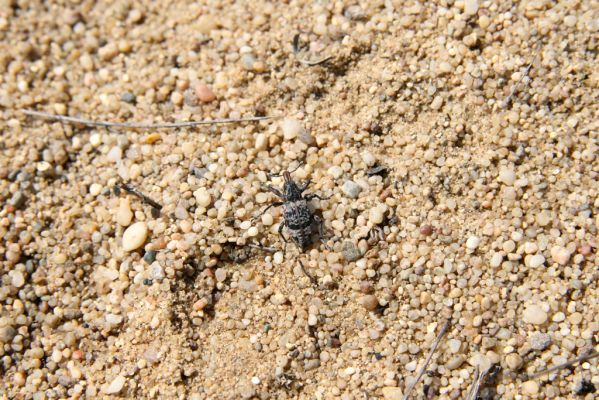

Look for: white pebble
[521,381,539,395]
[255,133,268,150]
[498,168,516,185]
[527,254,545,268]
[107,146,122,162]
[116,198,133,226]
[89,183,102,196]
[11,271,25,288]
[122,222,148,251]
[251,376,261,385]
[362,151,376,167]
[523,304,547,325]
[105,313,123,325]
[550,246,571,265]
[466,235,480,250]
[281,118,303,140]
[382,387,403,400]
[464,0,479,15]
[273,252,284,265]
[240,220,252,230]
[369,204,387,225]
[194,187,212,208]
[104,375,126,394]
[328,166,343,179]
[247,227,259,237]
[489,252,503,267]
[342,180,362,199]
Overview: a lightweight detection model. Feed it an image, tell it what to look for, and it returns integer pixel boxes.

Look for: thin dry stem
[501,40,542,108]
[21,109,274,129]
[466,365,488,400]
[526,351,599,380]
[402,319,451,400]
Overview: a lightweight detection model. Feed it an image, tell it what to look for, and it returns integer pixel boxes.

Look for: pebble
[498,168,516,185]
[121,92,136,103]
[255,133,268,150]
[362,151,376,167]
[445,355,465,370]
[536,210,552,227]
[270,293,287,306]
[381,387,403,400]
[521,380,539,396]
[328,166,343,179]
[464,0,479,15]
[447,339,461,353]
[466,235,480,250]
[195,83,216,103]
[0,326,17,343]
[89,183,102,196]
[529,332,551,351]
[194,188,212,207]
[360,295,379,311]
[505,353,523,370]
[550,246,571,265]
[150,262,165,280]
[342,180,362,199]
[9,191,26,209]
[143,250,157,264]
[122,222,149,251]
[369,204,387,225]
[104,375,126,394]
[281,118,303,140]
[116,198,133,226]
[11,271,25,288]
[523,304,548,325]
[342,241,361,261]
[527,254,545,268]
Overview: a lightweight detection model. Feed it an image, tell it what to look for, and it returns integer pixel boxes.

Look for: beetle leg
[278,221,288,256]
[299,180,311,193]
[305,193,332,201]
[251,201,284,223]
[264,185,284,199]
[313,215,331,250]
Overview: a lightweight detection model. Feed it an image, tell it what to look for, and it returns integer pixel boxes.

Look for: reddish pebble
[420,224,433,236]
[195,83,216,103]
[578,244,593,256]
[72,350,84,360]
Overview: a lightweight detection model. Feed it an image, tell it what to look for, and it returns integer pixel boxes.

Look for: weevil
[253,169,330,254]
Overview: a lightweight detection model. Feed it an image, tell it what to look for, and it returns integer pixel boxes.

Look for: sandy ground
[0,1,598,399]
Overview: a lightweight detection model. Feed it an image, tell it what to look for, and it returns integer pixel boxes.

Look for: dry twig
[466,365,488,400]
[21,108,274,129]
[526,351,599,380]
[402,319,451,400]
[501,40,542,108]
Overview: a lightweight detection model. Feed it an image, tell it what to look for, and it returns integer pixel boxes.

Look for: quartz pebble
[116,198,133,226]
[195,83,216,103]
[523,304,548,325]
[342,241,361,261]
[122,222,148,251]
[281,118,302,140]
[505,353,523,370]
[11,271,25,288]
[381,387,403,400]
[464,0,479,15]
[521,381,539,395]
[527,254,545,268]
[104,375,126,394]
[529,332,551,350]
[550,246,571,265]
[342,180,362,199]
[466,236,480,250]
[498,168,516,185]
